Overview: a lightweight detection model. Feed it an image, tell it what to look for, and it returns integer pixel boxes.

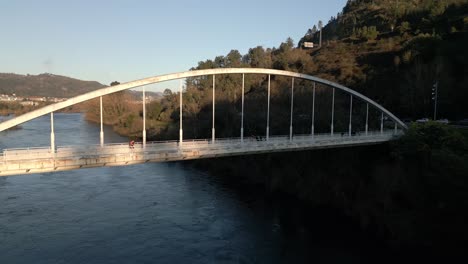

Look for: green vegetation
[83,89,165,137]
[191,122,468,245]
[85,92,141,137]
[135,0,465,140]
[85,0,467,141]
[0,101,48,116]
[0,73,104,98]
[395,121,468,159]
[393,122,468,207]
[300,0,468,120]
[352,25,380,40]
[388,122,468,243]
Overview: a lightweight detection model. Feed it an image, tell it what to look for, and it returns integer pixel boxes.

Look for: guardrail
[1,130,400,163]
[3,147,53,161]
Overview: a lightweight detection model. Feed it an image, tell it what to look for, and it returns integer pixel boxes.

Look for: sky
[1,0,348,91]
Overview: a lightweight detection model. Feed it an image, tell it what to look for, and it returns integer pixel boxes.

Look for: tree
[226,50,242,67]
[246,46,272,68]
[163,89,172,97]
[110,81,120,86]
[355,26,379,41]
[147,101,163,120]
[365,26,379,41]
[279,37,294,52]
[214,56,226,68]
[398,21,411,34]
[312,25,318,35]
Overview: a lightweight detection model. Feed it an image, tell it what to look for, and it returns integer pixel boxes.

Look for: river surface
[0,113,416,263]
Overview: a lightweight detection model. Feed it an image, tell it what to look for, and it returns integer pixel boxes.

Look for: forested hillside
[300,0,468,120]
[0,73,104,98]
[87,0,468,140]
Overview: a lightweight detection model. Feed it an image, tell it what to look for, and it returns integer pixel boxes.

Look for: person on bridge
[129,140,135,149]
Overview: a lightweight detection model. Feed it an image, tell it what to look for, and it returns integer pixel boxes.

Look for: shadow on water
[186,161,468,263]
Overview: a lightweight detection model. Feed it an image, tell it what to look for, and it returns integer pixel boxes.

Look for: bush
[398,21,411,34]
[354,26,380,41]
[395,121,468,158]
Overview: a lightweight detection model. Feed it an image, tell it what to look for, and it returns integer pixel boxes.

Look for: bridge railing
[1,130,401,163]
[3,147,53,162]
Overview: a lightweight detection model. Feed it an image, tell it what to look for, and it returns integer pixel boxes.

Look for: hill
[142,0,467,140]
[83,0,468,139]
[0,73,105,98]
[299,0,468,119]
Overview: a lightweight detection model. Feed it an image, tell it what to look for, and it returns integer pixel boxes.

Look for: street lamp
[432,81,438,120]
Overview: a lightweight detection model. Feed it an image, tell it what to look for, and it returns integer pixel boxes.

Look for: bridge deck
[0,131,399,176]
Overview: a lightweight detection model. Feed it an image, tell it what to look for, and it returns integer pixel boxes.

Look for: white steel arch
[0,68,408,132]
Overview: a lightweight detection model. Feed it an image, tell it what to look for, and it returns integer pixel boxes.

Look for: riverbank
[0,101,87,117]
[187,123,468,249]
[0,102,43,116]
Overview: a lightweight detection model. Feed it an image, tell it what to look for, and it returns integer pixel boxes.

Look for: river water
[0,113,411,263]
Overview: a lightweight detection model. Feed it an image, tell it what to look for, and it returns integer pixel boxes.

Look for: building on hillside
[27,96,46,102]
[20,101,36,106]
[0,94,18,101]
[303,42,314,49]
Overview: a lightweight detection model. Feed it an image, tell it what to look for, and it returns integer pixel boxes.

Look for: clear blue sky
[1,0,347,91]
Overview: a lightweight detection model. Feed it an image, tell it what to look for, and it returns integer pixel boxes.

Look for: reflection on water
[0,113,407,263]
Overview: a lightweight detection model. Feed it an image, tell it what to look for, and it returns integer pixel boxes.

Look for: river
[0,113,417,263]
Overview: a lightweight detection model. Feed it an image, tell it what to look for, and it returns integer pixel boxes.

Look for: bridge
[0,68,407,176]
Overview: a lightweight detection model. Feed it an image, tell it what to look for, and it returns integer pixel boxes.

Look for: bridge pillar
[331,88,335,136]
[50,112,55,154]
[212,75,215,143]
[290,77,294,141]
[143,86,146,148]
[394,122,398,134]
[100,96,104,147]
[266,74,270,141]
[349,95,353,136]
[365,103,369,136]
[241,73,245,143]
[311,82,315,138]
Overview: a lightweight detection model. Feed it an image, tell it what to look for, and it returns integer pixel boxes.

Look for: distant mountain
[0,73,105,98]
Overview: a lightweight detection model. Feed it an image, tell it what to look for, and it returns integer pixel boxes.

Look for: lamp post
[432,81,438,120]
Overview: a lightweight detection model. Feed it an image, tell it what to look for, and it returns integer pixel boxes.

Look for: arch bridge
[0,68,407,176]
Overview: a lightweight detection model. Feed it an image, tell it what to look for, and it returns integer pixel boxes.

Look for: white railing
[3,147,53,161]
[1,130,400,163]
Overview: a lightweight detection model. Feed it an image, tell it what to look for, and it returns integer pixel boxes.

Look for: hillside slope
[82,0,468,140]
[0,73,105,98]
[300,0,468,119]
